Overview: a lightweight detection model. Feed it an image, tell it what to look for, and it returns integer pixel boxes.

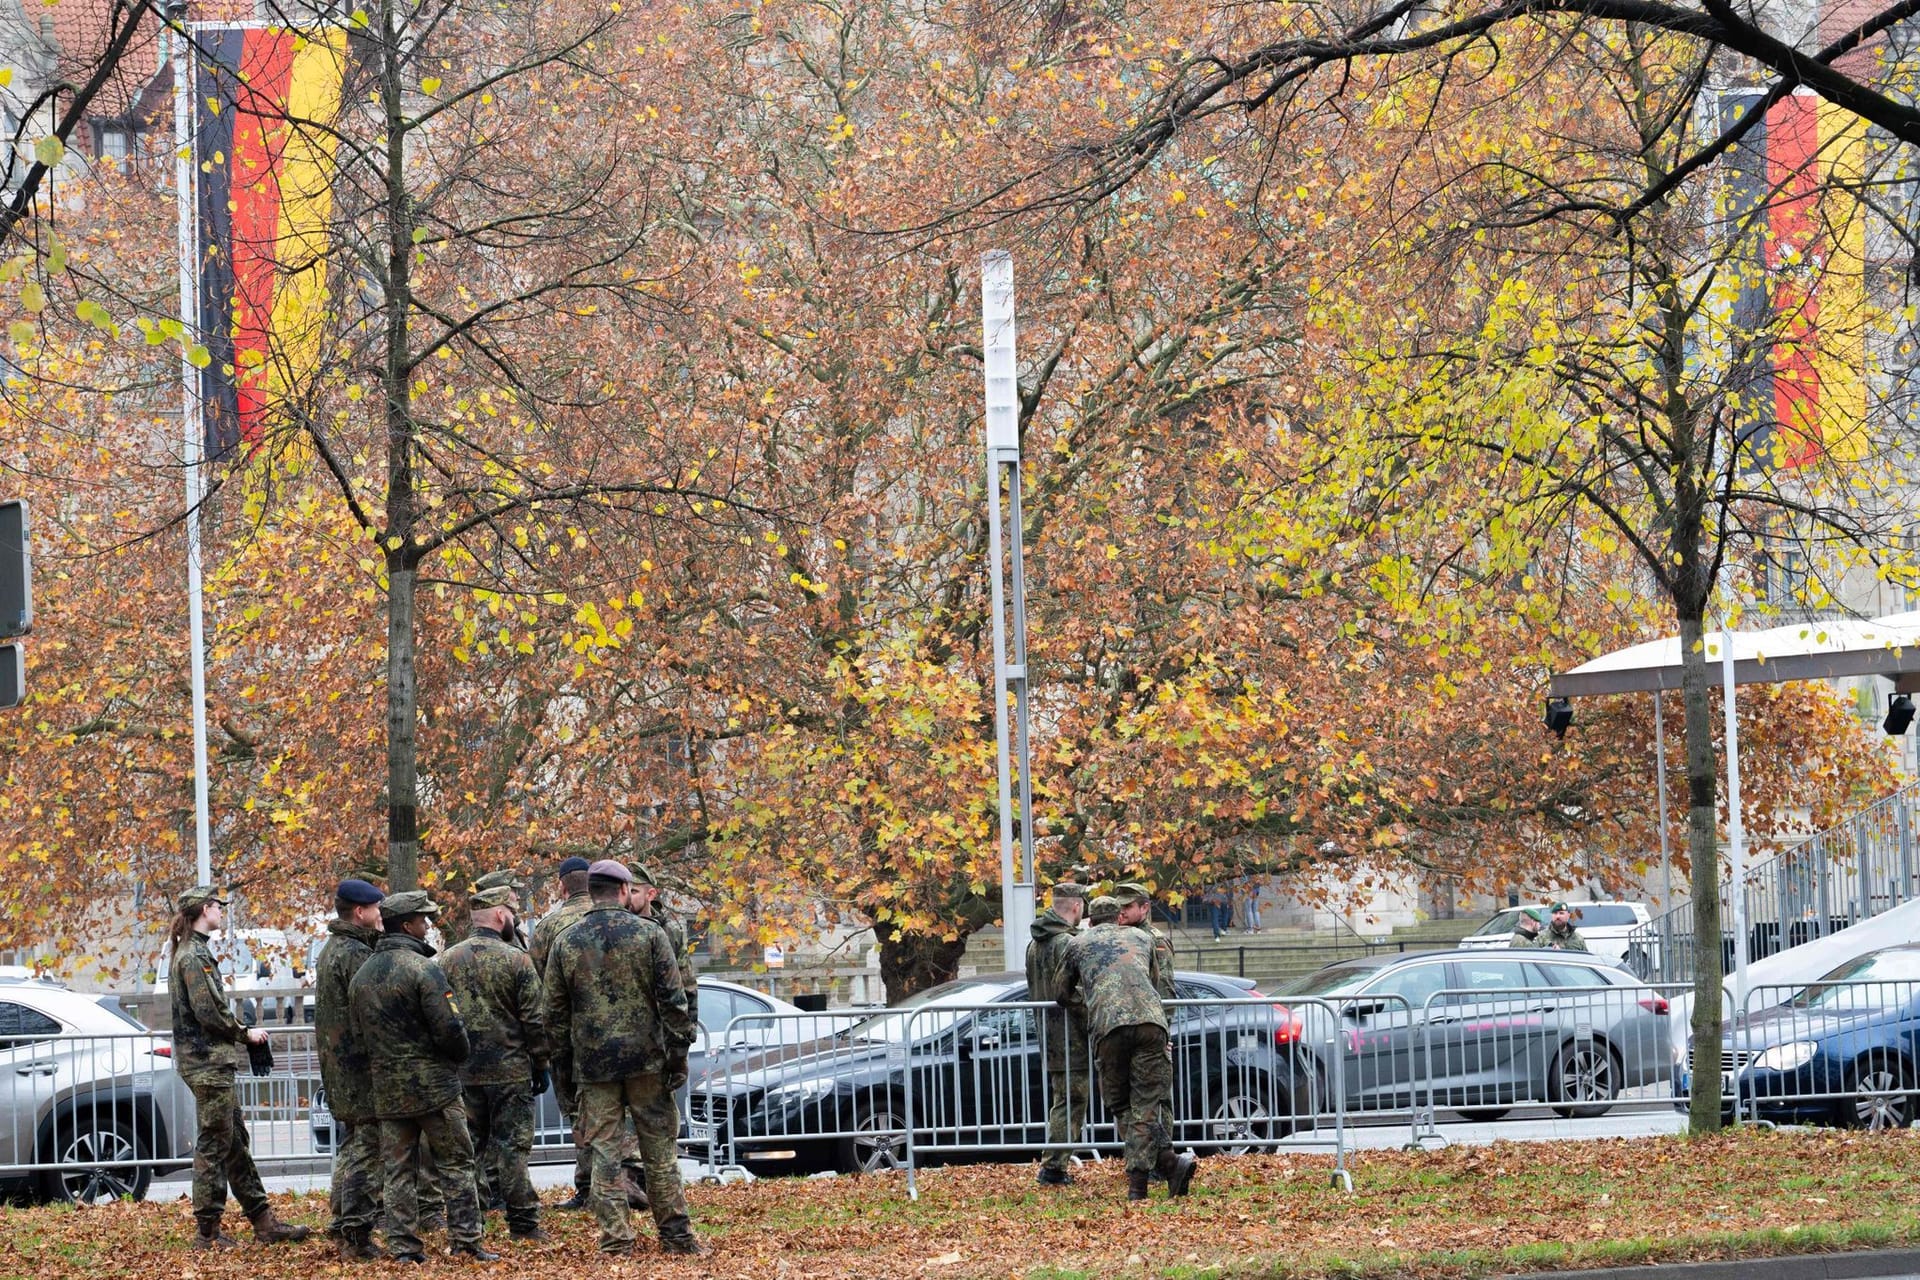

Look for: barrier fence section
[0,1025,322,1203]
[688,995,1413,1200]
[1727,977,1920,1131]
[1407,981,1688,1143]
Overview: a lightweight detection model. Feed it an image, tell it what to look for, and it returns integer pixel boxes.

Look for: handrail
[1627,780,1920,983]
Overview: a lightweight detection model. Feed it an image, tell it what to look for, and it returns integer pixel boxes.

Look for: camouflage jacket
[1509,927,1543,950]
[1140,924,1176,1000]
[1059,921,1166,1043]
[168,931,245,1083]
[1537,923,1590,953]
[348,932,471,1118]
[530,891,591,977]
[1026,910,1089,1051]
[441,925,551,1086]
[544,904,695,1084]
[314,919,380,1121]
[642,904,699,1025]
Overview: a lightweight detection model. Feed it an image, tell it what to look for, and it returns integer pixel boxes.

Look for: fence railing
[1723,976,1920,1130]
[1628,782,1920,984]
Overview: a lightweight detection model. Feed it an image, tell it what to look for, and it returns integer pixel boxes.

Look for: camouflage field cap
[469,884,514,910]
[472,868,524,892]
[1050,881,1089,901]
[1087,895,1120,922]
[380,889,439,919]
[1110,882,1152,906]
[630,864,658,887]
[178,884,227,912]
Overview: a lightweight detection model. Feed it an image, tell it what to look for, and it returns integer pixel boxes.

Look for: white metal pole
[1654,688,1674,976]
[982,250,1035,950]
[173,20,213,884]
[1720,619,1749,1119]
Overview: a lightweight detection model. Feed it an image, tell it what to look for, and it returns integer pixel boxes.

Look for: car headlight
[764,1078,837,1108]
[1752,1041,1818,1073]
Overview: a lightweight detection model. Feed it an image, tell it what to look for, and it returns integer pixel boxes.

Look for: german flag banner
[194,26,346,462]
[1723,89,1870,471]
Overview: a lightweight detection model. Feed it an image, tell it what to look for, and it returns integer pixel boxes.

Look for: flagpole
[172,15,213,884]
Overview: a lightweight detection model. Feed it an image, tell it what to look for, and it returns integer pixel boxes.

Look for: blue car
[1680,944,1920,1130]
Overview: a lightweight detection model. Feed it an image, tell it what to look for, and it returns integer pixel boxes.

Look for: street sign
[0,499,29,638]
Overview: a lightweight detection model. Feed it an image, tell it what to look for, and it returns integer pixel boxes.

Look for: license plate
[686,1122,714,1146]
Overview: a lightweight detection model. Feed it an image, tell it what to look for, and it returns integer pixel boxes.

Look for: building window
[96,123,132,170]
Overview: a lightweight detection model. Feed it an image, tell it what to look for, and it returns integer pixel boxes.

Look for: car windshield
[1790,949,1920,1010]
[1272,963,1384,998]
[1570,905,1640,927]
[842,980,1012,1044]
[1473,910,1525,937]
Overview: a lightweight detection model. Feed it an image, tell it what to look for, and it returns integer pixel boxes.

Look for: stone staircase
[961,914,1484,990]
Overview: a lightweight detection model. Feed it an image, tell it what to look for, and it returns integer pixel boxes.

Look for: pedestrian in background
[168,885,313,1250]
[315,878,385,1259]
[442,885,550,1244]
[349,891,494,1263]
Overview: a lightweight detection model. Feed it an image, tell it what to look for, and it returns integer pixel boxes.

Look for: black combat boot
[1036,1165,1073,1187]
[450,1241,501,1261]
[1126,1171,1150,1201]
[558,1187,591,1210]
[660,1234,706,1256]
[1158,1150,1198,1198]
[191,1212,238,1250]
[623,1170,651,1211]
[338,1227,381,1261]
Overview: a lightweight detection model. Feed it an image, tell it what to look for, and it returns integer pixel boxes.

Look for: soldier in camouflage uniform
[1510,908,1544,949]
[167,886,313,1249]
[530,855,647,1211]
[631,866,698,1167]
[1086,894,1120,926]
[347,891,496,1263]
[315,879,385,1258]
[442,885,551,1242]
[1117,882,1177,1169]
[1537,902,1590,952]
[1028,880,1091,1186]
[1059,884,1198,1202]
[544,861,702,1256]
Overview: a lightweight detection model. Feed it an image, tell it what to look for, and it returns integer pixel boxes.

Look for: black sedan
[684,971,1310,1175]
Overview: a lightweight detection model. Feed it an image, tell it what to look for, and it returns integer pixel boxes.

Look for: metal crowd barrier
[686,995,1411,1199]
[0,1026,325,1202]
[1407,981,1688,1143]
[1724,977,1920,1130]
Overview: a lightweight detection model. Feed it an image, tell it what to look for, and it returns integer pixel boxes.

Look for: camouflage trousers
[380,1102,482,1256]
[326,1118,382,1237]
[1041,1035,1092,1172]
[463,1082,539,1234]
[561,1071,642,1194]
[578,1074,691,1254]
[1096,1024,1174,1175]
[184,1074,268,1222]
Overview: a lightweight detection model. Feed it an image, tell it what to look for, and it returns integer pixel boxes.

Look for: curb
[1513,1249,1920,1280]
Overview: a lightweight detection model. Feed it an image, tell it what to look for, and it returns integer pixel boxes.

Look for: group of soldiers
[1509,902,1590,952]
[1025,881,1200,1202]
[170,854,705,1262]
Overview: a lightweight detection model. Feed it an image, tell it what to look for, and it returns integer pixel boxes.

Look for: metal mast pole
[173,17,213,884]
[1721,620,1749,1120]
[1654,689,1673,976]
[982,250,1036,950]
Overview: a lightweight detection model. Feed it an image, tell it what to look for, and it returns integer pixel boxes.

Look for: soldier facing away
[544,860,702,1256]
[348,891,495,1263]
[1027,880,1090,1186]
[441,884,551,1243]
[314,878,385,1259]
[1059,885,1198,1202]
[167,885,313,1250]
[1510,908,1544,949]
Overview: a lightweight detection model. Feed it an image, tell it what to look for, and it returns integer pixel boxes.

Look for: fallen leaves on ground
[6,1128,1920,1279]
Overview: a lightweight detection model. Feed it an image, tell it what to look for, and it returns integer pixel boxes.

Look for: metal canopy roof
[1548,610,1920,698]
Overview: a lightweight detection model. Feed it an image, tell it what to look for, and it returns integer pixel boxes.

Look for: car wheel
[40,1113,150,1205]
[1840,1055,1916,1131]
[836,1102,908,1174]
[1202,1073,1279,1154]
[1549,1043,1620,1119]
[1455,1108,1512,1123]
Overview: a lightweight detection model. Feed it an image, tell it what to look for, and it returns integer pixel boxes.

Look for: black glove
[531,1067,550,1097]
[663,1051,689,1091]
[246,1037,275,1077]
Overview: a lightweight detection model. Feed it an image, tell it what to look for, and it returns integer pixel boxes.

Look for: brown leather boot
[191,1215,238,1250]
[1126,1171,1150,1201]
[249,1206,313,1244]
[659,1234,706,1256]
[1158,1150,1198,1197]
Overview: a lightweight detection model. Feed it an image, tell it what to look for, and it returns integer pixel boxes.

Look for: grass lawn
[4,1127,1917,1278]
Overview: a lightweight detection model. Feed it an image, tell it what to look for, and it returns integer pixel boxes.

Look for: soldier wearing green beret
[1060,883,1197,1201]
[1027,881,1090,1186]
[348,891,494,1262]
[1510,908,1545,949]
[167,886,313,1250]
[442,885,550,1243]
[1537,902,1590,953]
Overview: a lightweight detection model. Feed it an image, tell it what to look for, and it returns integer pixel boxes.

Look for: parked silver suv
[0,978,196,1203]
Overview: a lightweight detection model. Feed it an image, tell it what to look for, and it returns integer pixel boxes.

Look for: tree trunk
[386,562,419,891]
[874,922,971,1003]
[1679,605,1726,1133]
